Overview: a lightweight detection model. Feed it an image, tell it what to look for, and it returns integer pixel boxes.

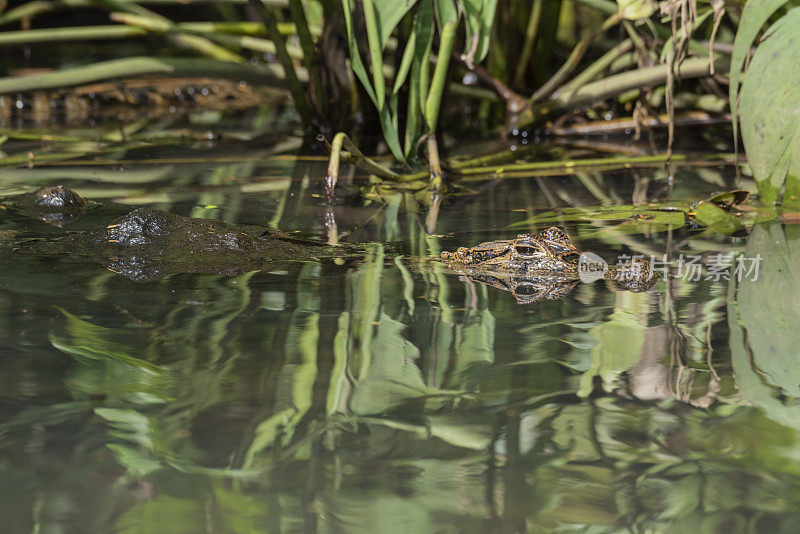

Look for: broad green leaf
[739,7,800,204]
[453,309,495,379]
[349,312,426,414]
[372,0,418,49]
[415,0,435,116]
[349,313,462,414]
[729,0,790,156]
[735,223,800,400]
[95,407,155,450]
[694,201,743,234]
[106,444,162,477]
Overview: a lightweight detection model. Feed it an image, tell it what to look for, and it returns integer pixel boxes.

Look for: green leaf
[424,19,458,132]
[340,0,378,104]
[415,0,435,116]
[362,0,387,105]
[392,29,416,95]
[372,0,419,50]
[463,0,498,63]
[340,0,405,161]
[736,223,800,399]
[434,0,458,30]
[739,7,800,204]
[510,204,690,227]
[426,415,493,450]
[694,201,744,234]
[729,0,790,159]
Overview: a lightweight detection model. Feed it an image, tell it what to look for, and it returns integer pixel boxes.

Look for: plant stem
[513,0,543,87]
[531,13,620,102]
[324,132,403,198]
[554,39,633,98]
[516,56,730,129]
[95,0,244,62]
[550,110,729,135]
[454,152,736,177]
[531,34,592,101]
[427,134,442,190]
[0,57,291,94]
[286,0,316,71]
[248,0,312,128]
[0,24,144,43]
[571,0,617,15]
[0,0,90,27]
[424,20,457,132]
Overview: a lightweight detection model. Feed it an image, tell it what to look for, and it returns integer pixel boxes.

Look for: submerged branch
[453,152,737,177]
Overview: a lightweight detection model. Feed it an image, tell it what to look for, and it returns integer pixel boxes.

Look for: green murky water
[2,110,800,533]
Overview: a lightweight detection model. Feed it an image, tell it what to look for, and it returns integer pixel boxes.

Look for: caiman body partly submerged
[2,186,360,281]
[2,186,658,298]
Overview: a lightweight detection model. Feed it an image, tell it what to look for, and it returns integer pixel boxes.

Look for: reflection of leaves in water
[243,264,320,468]
[730,222,800,426]
[577,292,649,397]
[349,312,461,415]
[51,307,164,375]
[115,480,273,533]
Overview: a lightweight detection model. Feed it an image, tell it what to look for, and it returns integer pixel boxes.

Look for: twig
[550,111,730,135]
[530,13,621,102]
[455,60,527,117]
[95,0,243,62]
[516,56,729,129]
[554,39,633,99]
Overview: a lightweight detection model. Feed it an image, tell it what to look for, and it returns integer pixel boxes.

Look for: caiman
[1,186,360,282]
[436,227,658,303]
[2,186,658,299]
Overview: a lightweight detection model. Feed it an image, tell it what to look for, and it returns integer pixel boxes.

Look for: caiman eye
[514,282,538,296]
[514,243,541,257]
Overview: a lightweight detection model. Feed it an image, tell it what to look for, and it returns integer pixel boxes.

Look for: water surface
[1,116,799,533]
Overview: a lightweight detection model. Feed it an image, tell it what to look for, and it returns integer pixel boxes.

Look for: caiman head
[438,226,658,304]
[439,226,581,278]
